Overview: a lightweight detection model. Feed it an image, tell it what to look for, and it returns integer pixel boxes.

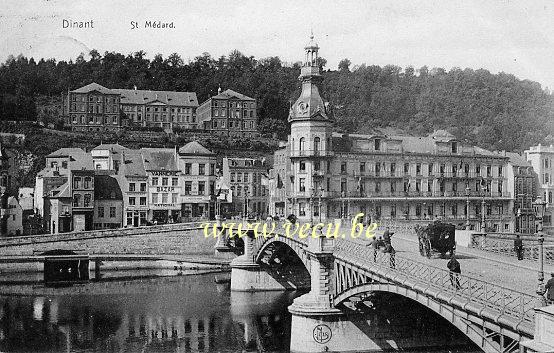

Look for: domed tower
[288,34,333,221]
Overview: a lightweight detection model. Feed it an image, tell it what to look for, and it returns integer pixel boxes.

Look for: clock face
[297,101,309,114]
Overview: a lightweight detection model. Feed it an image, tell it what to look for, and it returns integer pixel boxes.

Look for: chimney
[218,86,222,95]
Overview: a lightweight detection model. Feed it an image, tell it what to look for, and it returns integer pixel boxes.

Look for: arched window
[299,137,305,151]
[314,137,321,152]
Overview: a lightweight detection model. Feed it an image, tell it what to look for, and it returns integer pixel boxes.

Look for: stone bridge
[228,225,547,353]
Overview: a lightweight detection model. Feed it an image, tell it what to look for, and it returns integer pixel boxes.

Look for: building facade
[222,157,268,218]
[178,141,218,220]
[276,36,514,232]
[197,88,259,137]
[525,144,554,234]
[61,83,198,132]
[93,174,124,229]
[61,83,124,132]
[268,142,290,217]
[141,148,182,223]
[114,88,198,131]
[504,152,538,234]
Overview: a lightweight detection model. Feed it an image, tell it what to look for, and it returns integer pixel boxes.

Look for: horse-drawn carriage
[415,221,456,258]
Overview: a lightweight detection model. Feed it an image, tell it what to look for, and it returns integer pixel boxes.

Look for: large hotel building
[270,36,530,232]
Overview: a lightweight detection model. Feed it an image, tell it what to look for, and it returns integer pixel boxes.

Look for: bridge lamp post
[319,185,324,223]
[481,199,486,232]
[465,186,470,230]
[533,196,547,307]
[310,186,315,224]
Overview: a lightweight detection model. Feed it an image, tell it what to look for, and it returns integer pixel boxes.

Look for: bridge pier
[230,229,289,291]
[288,235,387,353]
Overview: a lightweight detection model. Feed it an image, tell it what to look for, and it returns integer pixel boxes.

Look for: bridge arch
[334,283,529,353]
[254,237,310,272]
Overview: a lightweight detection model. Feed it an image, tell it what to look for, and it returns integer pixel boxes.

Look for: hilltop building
[197,88,259,138]
[61,83,198,132]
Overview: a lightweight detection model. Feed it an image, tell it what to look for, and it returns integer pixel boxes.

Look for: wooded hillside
[1,50,552,152]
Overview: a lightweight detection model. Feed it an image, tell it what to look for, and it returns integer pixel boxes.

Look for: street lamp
[319,185,324,223]
[310,186,315,224]
[533,195,547,307]
[465,186,470,230]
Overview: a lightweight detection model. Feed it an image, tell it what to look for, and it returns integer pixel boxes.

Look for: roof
[211,89,255,101]
[178,141,214,155]
[391,135,437,154]
[141,148,178,171]
[94,175,123,200]
[113,89,198,107]
[429,129,456,141]
[70,82,117,95]
[121,150,147,177]
[50,182,71,198]
[92,143,129,155]
[504,152,532,167]
[47,148,87,158]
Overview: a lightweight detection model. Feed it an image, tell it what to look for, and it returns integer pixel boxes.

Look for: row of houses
[33,143,268,233]
[60,83,259,137]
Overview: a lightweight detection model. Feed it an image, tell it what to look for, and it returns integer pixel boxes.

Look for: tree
[338,58,351,72]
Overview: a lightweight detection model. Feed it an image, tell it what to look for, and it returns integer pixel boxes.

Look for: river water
[0,271,480,352]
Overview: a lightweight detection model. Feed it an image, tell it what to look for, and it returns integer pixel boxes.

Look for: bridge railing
[334,240,536,328]
[470,233,554,265]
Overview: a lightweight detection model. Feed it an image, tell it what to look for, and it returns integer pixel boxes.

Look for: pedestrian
[545,273,554,304]
[514,234,524,261]
[447,254,461,289]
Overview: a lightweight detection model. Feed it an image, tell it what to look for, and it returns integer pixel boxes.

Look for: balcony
[319,190,511,199]
[290,150,333,158]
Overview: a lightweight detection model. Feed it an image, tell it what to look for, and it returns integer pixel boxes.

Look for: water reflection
[0,274,297,353]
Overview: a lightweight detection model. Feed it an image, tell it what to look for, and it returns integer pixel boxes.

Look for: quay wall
[0,223,218,256]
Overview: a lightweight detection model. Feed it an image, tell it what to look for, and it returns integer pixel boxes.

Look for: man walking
[447,253,461,289]
[514,234,524,260]
[545,273,554,304]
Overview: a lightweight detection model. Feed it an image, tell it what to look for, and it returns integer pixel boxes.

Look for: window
[487,165,492,177]
[476,165,481,175]
[375,181,381,193]
[199,164,205,175]
[140,183,146,192]
[73,194,81,207]
[185,182,192,195]
[416,164,421,175]
[391,163,396,176]
[550,191,553,204]
[314,161,321,171]
[404,163,409,175]
[231,173,235,182]
[185,163,191,175]
[129,183,136,192]
[375,163,381,176]
[237,173,242,182]
[172,177,178,186]
[162,193,168,204]
[140,197,146,206]
[210,164,215,175]
[244,173,249,182]
[152,177,158,186]
[314,137,320,152]
[129,197,136,205]
[341,162,347,173]
[110,207,116,218]
[390,181,396,193]
[360,162,365,173]
[84,194,91,207]
[299,178,306,192]
[451,204,457,216]
[498,166,503,176]
[172,193,178,203]
[299,137,305,151]
[300,161,306,171]
[98,206,104,218]
[340,179,347,193]
[391,204,396,218]
[299,203,306,216]
[428,163,433,176]
[161,177,168,186]
[73,177,81,189]
[152,193,159,203]
[416,204,422,217]
[198,182,205,195]
[451,142,458,153]
[374,139,381,151]
[452,164,457,175]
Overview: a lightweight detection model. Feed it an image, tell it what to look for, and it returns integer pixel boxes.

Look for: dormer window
[451,142,458,154]
[375,139,381,151]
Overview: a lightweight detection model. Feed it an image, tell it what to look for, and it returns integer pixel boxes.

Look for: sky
[1,0,554,89]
